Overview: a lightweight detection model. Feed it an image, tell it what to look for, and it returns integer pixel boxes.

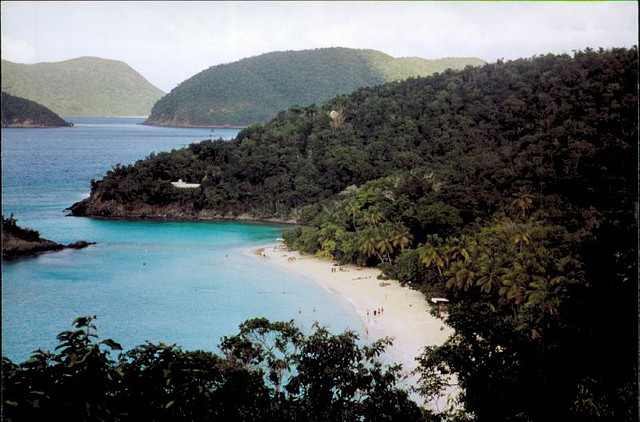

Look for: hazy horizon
[2,1,637,92]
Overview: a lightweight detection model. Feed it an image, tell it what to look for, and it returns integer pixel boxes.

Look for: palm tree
[513,231,530,253]
[376,223,395,263]
[361,208,383,227]
[512,187,534,219]
[498,276,529,305]
[418,235,446,278]
[475,254,506,294]
[445,260,476,292]
[447,235,473,263]
[318,223,342,259]
[390,225,413,252]
[358,227,382,263]
[344,201,362,232]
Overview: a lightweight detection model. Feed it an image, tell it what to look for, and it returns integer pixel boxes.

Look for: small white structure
[430,297,450,316]
[171,179,200,189]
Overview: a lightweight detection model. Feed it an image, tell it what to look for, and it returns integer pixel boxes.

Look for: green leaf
[101,338,123,350]
[165,400,174,409]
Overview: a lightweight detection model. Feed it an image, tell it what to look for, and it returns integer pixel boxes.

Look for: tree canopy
[144,47,484,127]
[69,47,639,420]
[2,316,425,421]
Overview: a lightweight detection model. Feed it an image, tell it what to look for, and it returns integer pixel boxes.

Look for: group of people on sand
[367,307,384,317]
[363,307,386,336]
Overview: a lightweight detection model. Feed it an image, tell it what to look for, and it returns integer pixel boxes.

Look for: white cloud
[1,36,37,63]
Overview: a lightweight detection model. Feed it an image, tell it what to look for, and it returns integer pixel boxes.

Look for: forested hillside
[144,48,484,127]
[1,57,164,117]
[71,47,637,420]
[1,92,73,127]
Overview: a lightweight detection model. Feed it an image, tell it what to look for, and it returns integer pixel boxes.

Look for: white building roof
[171,179,200,189]
[430,298,450,304]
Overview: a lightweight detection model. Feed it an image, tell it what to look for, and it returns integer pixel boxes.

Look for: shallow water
[2,118,362,362]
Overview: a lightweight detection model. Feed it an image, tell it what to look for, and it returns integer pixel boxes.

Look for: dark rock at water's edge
[2,235,96,260]
[66,240,96,249]
[2,214,95,260]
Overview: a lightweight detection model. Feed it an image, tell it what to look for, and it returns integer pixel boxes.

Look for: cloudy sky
[1,1,637,92]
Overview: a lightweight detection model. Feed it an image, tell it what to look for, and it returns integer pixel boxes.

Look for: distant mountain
[145,48,485,127]
[1,57,164,117]
[1,92,73,127]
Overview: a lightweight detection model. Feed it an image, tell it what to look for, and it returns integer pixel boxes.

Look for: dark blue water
[2,118,361,362]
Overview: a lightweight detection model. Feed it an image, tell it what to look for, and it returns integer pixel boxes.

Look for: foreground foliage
[2,316,425,422]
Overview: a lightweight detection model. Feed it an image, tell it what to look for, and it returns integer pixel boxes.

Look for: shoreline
[247,243,453,376]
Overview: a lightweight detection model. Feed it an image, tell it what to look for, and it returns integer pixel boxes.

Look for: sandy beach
[248,243,454,380]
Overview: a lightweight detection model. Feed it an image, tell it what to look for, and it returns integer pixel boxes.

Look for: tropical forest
[144,48,484,127]
[8,47,638,421]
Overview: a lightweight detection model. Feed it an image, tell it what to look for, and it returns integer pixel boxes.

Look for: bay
[2,117,362,362]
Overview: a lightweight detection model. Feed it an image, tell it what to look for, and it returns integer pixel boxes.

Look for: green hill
[1,91,73,127]
[1,57,164,117]
[144,48,485,127]
[71,47,637,421]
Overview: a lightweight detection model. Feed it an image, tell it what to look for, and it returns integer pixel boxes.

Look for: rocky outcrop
[2,233,96,259]
[2,215,95,259]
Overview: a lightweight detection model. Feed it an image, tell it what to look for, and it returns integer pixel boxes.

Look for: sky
[1,1,637,93]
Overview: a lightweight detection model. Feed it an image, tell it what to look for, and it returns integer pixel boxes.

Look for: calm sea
[1,117,362,363]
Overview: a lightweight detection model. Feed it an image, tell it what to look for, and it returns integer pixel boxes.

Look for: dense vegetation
[2,316,426,421]
[1,92,73,127]
[144,47,484,127]
[70,47,637,420]
[2,214,94,259]
[2,214,65,258]
[1,57,164,117]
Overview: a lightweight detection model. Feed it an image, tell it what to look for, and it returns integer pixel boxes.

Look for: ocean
[1,117,362,363]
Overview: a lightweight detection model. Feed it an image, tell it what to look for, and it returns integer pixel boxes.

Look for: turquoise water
[2,118,361,362]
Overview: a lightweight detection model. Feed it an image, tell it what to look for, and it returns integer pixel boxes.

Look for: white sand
[249,244,453,376]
